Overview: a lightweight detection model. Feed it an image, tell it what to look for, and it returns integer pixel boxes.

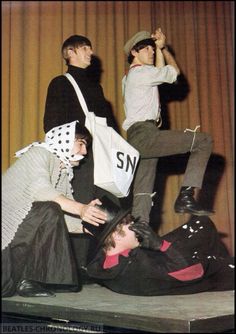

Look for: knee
[205,133,213,146]
[34,201,63,219]
[45,201,63,218]
[36,201,66,231]
[196,132,213,151]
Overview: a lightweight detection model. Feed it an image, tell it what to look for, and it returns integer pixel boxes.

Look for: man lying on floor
[83,196,234,296]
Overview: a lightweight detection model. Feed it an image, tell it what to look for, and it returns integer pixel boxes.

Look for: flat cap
[124,31,151,55]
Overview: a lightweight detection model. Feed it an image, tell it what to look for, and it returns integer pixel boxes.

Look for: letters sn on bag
[64,73,140,198]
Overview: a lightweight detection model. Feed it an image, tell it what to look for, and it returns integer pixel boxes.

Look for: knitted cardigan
[2,146,83,250]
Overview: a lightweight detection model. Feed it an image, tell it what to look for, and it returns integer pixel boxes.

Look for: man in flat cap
[122,28,214,225]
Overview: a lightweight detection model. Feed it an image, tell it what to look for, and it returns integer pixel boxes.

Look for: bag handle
[64,73,89,118]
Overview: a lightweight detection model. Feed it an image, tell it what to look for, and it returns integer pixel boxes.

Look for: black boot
[16,279,55,297]
[174,186,214,216]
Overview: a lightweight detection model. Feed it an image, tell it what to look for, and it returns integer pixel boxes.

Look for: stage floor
[2,284,235,333]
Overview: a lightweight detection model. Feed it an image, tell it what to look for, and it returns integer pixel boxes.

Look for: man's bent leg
[182,132,213,188]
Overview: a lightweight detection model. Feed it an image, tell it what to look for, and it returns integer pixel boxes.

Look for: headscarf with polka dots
[15,121,84,182]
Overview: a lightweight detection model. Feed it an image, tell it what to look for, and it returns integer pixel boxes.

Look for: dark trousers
[127,121,213,222]
[69,233,98,267]
[2,201,80,297]
[72,148,95,203]
[72,147,121,206]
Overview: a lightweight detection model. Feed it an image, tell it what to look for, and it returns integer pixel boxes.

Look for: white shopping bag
[65,73,140,197]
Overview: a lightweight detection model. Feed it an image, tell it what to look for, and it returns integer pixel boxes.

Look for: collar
[103,249,131,269]
[129,64,142,69]
[67,65,88,79]
[125,64,142,76]
[68,64,86,71]
[160,239,171,252]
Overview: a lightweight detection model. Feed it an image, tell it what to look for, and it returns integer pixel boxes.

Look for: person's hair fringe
[103,213,134,251]
[127,38,156,64]
[75,123,92,148]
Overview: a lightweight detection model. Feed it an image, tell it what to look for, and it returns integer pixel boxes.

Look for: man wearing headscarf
[2,121,107,298]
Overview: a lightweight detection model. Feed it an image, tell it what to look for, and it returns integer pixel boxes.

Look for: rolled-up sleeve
[141,65,178,86]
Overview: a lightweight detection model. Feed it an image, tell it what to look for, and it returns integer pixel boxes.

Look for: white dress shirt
[122,64,178,131]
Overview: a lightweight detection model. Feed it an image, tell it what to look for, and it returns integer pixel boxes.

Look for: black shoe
[16,279,56,297]
[174,187,214,216]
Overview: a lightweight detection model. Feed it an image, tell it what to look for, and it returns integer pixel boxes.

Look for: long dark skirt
[2,201,81,297]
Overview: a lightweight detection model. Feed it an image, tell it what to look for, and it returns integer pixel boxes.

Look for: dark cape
[87,216,234,296]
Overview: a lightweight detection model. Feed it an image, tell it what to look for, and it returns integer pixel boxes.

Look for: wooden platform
[1,284,234,333]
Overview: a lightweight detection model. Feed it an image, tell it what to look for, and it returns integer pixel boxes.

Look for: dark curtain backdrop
[2,1,234,254]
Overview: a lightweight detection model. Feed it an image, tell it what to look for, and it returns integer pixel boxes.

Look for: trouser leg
[72,147,95,203]
[131,158,158,223]
[128,122,213,219]
[69,233,98,284]
[128,123,213,189]
[70,233,92,269]
[181,132,213,188]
